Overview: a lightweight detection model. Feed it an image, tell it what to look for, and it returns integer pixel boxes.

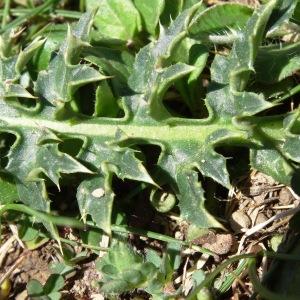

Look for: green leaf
[189,3,253,42]
[267,0,298,35]
[94,81,119,118]
[173,40,209,115]
[80,227,103,249]
[0,177,18,204]
[50,262,75,276]
[4,84,35,99]
[87,0,141,41]
[292,0,300,24]
[35,54,106,107]
[97,242,157,294]
[18,219,40,242]
[264,234,300,297]
[133,0,165,36]
[48,292,62,300]
[84,45,134,96]
[255,41,300,83]
[79,136,155,184]
[206,1,278,120]
[5,129,91,188]
[229,0,278,91]
[27,279,44,297]
[35,11,108,115]
[15,37,46,75]
[29,24,67,74]
[43,274,65,294]
[196,147,229,188]
[150,189,176,213]
[77,175,114,233]
[282,135,300,163]
[0,37,44,102]
[206,82,273,119]
[160,0,181,22]
[2,2,300,262]
[176,168,222,228]
[250,148,294,185]
[127,4,200,119]
[146,249,162,268]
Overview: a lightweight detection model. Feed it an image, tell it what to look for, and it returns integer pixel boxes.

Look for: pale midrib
[0,115,240,142]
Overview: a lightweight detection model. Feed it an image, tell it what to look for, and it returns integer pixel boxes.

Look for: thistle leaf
[1,1,300,244]
[206,1,278,119]
[250,148,294,185]
[0,38,44,102]
[77,175,114,233]
[36,55,106,106]
[176,168,222,228]
[5,128,91,189]
[189,3,253,42]
[35,11,108,113]
[127,4,201,119]
[255,41,300,83]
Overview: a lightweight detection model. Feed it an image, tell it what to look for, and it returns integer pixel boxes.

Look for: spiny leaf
[35,11,108,115]
[189,3,253,42]
[2,1,300,243]
[255,41,300,83]
[84,45,134,97]
[0,176,18,204]
[228,0,278,91]
[97,242,158,294]
[250,148,294,186]
[206,83,273,119]
[35,54,105,106]
[0,37,44,101]
[5,128,91,188]
[176,168,222,228]
[267,0,298,35]
[127,4,201,119]
[79,137,155,185]
[77,175,114,234]
[206,1,278,120]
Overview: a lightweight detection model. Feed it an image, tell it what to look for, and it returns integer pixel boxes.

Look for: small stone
[202,233,237,255]
[193,232,237,255]
[230,210,251,232]
[255,213,268,225]
[249,244,263,254]
[279,188,294,205]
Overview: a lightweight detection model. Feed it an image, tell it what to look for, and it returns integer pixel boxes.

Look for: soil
[0,170,297,299]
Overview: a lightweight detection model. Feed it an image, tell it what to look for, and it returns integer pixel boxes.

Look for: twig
[0,251,27,286]
[238,205,300,253]
[245,205,300,237]
[9,224,25,249]
[272,204,295,209]
[0,236,15,268]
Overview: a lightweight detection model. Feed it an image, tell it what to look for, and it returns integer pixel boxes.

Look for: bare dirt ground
[1,171,298,299]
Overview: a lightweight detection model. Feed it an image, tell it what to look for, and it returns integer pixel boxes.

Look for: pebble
[279,188,294,205]
[255,213,268,225]
[229,210,251,232]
